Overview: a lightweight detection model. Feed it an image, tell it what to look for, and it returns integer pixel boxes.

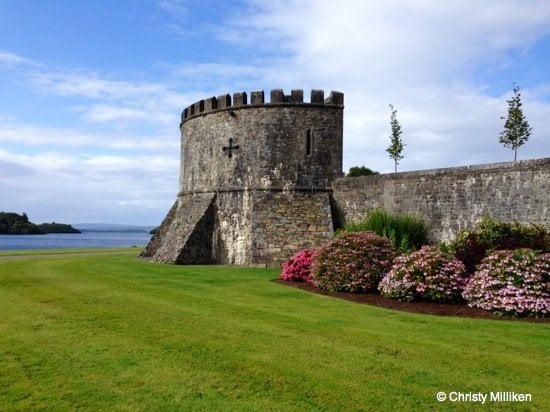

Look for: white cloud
[83,105,153,123]
[157,0,188,21]
[29,70,170,100]
[224,0,550,172]
[0,123,96,147]
[2,1,550,225]
[0,147,179,224]
[0,121,179,152]
[0,50,36,67]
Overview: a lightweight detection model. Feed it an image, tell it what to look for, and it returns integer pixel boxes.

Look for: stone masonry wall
[251,190,334,266]
[142,192,216,263]
[212,190,253,265]
[143,89,344,266]
[332,158,550,242]
[180,96,343,194]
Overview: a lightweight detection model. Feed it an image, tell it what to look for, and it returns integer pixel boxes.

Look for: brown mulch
[273,279,549,323]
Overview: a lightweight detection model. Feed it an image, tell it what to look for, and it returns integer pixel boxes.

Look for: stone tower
[142,89,344,266]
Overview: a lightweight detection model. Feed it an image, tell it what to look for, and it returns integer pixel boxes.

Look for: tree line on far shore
[0,212,81,235]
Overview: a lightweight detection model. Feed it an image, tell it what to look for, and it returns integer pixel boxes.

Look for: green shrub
[448,218,550,274]
[312,232,397,292]
[342,208,428,253]
[379,246,469,303]
[463,249,550,317]
[346,166,379,177]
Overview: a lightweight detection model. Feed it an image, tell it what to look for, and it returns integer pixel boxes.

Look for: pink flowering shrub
[379,245,469,302]
[279,249,317,284]
[312,232,396,292]
[463,249,550,317]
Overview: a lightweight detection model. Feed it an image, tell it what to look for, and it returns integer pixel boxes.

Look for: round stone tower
[143,89,344,266]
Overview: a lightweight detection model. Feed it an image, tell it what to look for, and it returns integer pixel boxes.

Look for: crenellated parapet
[145,86,344,266]
[181,89,344,123]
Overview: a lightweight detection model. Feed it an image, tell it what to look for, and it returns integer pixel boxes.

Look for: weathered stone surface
[143,192,216,263]
[212,191,253,265]
[179,105,343,193]
[141,200,177,258]
[251,190,334,266]
[144,89,344,266]
[145,86,549,266]
[331,158,550,242]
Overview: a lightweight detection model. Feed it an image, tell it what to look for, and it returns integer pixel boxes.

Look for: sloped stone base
[141,193,216,264]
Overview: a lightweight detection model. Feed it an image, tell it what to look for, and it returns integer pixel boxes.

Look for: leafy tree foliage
[386,104,405,172]
[499,84,532,162]
[346,166,379,177]
[0,212,80,234]
[0,212,45,234]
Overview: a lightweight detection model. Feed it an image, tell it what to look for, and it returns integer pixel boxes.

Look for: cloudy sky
[1,0,549,225]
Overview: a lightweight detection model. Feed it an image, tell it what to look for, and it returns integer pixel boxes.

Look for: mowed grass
[0,250,548,411]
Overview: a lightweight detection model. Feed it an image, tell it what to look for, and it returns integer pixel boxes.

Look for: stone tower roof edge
[181,89,344,123]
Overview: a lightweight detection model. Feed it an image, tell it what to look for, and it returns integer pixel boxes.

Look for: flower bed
[463,249,550,317]
[312,232,396,292]
[379,245,469,303]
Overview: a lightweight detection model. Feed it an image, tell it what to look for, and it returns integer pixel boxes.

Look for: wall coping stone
[334,157,550,186]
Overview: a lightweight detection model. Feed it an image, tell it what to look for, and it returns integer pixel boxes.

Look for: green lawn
[0,250,548,411]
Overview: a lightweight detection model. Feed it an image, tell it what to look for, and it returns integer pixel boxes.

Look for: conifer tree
[499,84,532,162]
[386,104,405,172]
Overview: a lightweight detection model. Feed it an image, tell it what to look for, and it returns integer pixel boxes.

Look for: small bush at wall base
[448,218,550,274]
[379,245,469,303]
[342,208,428,253]
[312,232,396,292]
[279,249,317,284]
[463,249,550,317]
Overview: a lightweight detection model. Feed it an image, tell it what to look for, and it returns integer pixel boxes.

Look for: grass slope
[0,250,548,411]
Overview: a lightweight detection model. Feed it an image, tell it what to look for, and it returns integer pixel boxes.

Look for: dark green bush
[312,231,397,292]
[342,208,428,253]
[346,166,380,177]
[448,218,550,274]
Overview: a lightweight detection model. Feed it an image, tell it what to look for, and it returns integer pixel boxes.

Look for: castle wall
[180,93,343,194]
[332,158,550,242]
[148,192,216,264]
[143,85,549,266]
[212,191,253,265]
[251,190,334,266]
[143,89,344,266]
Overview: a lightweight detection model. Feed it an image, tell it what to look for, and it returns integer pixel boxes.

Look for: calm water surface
[0,232,152,251]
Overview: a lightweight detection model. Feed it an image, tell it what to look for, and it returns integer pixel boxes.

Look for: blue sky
[1,0,549,225]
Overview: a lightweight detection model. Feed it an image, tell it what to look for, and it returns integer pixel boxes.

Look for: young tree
[499,84,532,162]
[386,104,405,172]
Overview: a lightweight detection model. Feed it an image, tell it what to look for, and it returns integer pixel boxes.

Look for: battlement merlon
[181,89,344,124]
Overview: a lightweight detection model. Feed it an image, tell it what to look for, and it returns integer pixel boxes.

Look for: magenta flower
[280,249,317,284]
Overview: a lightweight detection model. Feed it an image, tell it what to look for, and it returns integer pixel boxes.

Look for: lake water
[0,232,152,251]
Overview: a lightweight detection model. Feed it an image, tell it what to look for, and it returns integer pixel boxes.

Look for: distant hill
[0,212,80,235]
[72,223,155,233]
